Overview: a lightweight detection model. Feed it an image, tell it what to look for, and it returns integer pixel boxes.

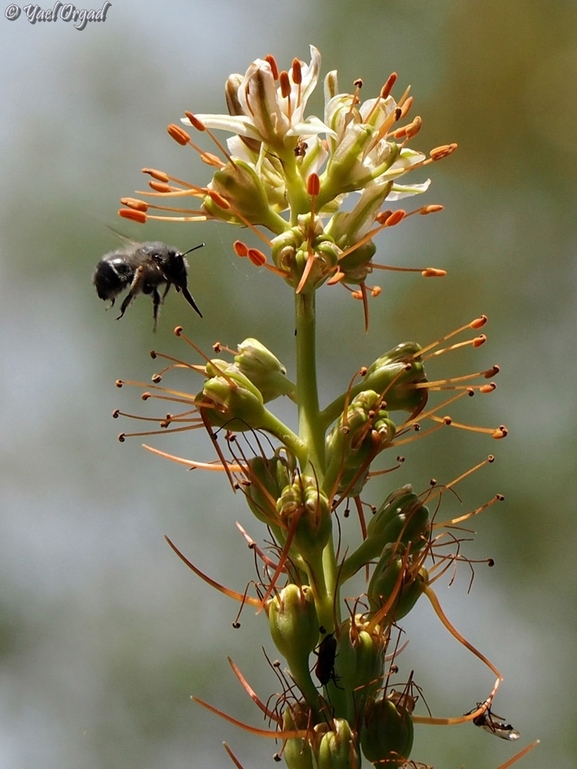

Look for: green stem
[294,291,342,631]
[295,291,325,475]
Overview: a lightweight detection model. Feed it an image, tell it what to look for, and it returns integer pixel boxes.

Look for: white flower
[183,45,333,150]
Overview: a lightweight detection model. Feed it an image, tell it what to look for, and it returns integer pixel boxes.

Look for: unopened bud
[361,695,414,765]
[235,338,295,402]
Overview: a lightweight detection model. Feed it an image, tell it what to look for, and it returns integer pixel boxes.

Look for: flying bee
[93,236,204,330]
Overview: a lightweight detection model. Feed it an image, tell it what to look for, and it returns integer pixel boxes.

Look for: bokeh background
[1,1,575,767]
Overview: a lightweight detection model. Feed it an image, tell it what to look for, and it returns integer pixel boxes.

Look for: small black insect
[467,702,520,741]
[314,632,339,687]
[93,237,203,330]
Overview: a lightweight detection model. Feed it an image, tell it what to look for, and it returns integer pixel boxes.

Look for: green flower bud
[336,617,387,706]
[361,696,414,766]
[234,338,295,402]
[199,363,305,458]
[368,550,428,621]
[270,220,340,292]
[283,702,316,769]
[277,477,332,565]
[340,489,429,583]
[268,585,320,702]
[362,343,428,416]
[317,718,360,769]
[203,159,287,233]
[335,242,377,285]
[268,584,319,660]
[197,365,266,430]
[243,452,295,526]
[325,390,396,498]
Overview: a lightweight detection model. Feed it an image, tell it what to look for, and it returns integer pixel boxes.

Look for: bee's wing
[106,225,141,248]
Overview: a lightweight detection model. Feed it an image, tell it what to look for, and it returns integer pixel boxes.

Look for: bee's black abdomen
[93,259,132,301]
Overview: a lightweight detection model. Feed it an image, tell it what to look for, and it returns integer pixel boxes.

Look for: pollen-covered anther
[279,70,291,99]
[120,197,149,212]
[421,268,447,277]
[419,204,444,215]
[443,416,453,425]
[307,173,320,196]
[247,248,267,267]
[371,286,382,297]
[383,209,406,226]
[470,315,488,329]
[118,433,126,442]
[381,72,397,99]
[233,240,249,257]
[148,182,172,193]
[484,364,500,378]
[467,387,475,397]
[207,190,231,209]
[112,409,120,418]
[473,334,487,348]
[430,143,458,160]
[141,392,151,401]
[399,95,413,119]
[291,57,302,84]
[264,53,279,79]
[184,112,206,132]
[493,425,508,439]
[142,168,169,182]
[115,379,124,388]
[118,208,147,223]
[480,383,497,393]
[376,209,393,224]
[396,115,422,140]
[167,124,191,146]
[151,374,162,383]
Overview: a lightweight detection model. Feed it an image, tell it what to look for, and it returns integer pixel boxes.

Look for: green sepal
[317,718,360,769]
[335,617,387,713]
[368,551,428,621]
[234,338,296,402]
[243,452,295,527]
[267,585,321,707]
[283,703,316,769]
[202,159,287,233]
[339,488,428,583]
[321,343,428,430]
[360,696,414,766]
[324,390,396,498]
[277,477,332,564]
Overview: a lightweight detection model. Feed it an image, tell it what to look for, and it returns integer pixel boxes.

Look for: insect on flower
[468,701,521,741]
[314,631,339,687]
[93,235,204,330]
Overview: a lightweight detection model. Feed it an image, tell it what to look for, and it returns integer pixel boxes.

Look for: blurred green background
[1,1,575,767]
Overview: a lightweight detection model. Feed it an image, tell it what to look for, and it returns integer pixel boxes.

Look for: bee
[93,236,204,330]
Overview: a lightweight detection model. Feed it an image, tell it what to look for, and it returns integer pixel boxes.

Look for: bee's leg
[181,286,203,318]
[161,282,171,301]
[152,288,161,332]
[117,266,145,320]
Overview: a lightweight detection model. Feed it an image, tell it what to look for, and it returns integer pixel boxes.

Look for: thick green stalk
[294,291,325,476]
[294,291,341,631]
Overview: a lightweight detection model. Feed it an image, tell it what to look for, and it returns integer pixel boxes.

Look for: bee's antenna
[183,243,205,256]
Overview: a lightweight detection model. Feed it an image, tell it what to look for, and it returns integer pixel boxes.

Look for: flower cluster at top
[119,44,453,304]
